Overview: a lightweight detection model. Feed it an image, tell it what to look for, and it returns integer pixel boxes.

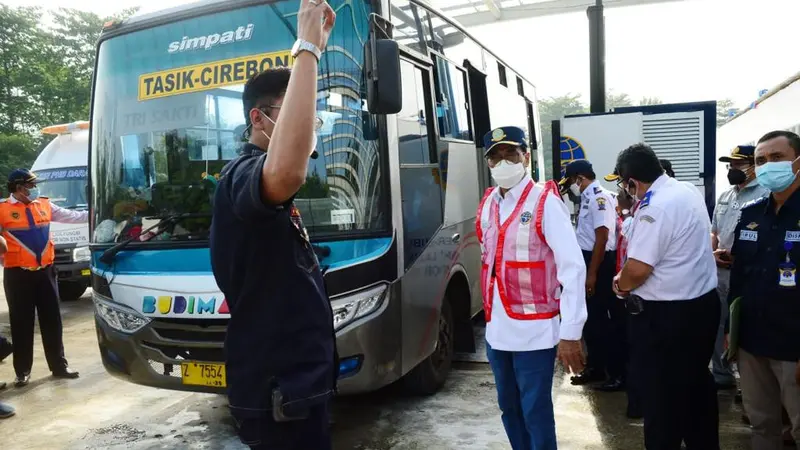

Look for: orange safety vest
[0,198,55,269]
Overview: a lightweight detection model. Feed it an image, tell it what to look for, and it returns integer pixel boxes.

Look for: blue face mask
[26,187,40,201]
[755,158,799,193]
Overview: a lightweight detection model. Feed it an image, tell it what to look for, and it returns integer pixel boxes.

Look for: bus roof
[100,0,536,90]
[41,121,90,135]
[725,71,800,123]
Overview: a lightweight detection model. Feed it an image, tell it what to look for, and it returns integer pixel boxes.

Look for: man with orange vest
[0,168,87,387]
[477,126,587,450]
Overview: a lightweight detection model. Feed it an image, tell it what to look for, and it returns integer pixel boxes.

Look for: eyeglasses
[725,164,750,170]
[258,105,324,130]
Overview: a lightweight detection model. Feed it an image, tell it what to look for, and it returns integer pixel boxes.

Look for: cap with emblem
[483,126,527,156]
[7,168,38,189]
[558,159,593,186]
[719,145,756,163]
[604,168,620,182]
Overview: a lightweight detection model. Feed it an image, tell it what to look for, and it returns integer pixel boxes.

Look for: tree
[538,93,588,155]
[716,98,738,128]
[0,134,38,190]
[638,96,663,106]
[606,90,633,110]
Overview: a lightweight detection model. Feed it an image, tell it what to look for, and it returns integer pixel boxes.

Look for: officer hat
[7,168,38,188]
[558,159,593,186]
[719,145,756,163]
[604,168,620,182]
[483,126,527,156]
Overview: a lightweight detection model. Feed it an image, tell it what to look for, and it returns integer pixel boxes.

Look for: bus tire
[404,297,454,395]
[58,280,88,302]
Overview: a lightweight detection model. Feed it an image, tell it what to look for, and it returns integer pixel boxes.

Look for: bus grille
[54,248,72,264]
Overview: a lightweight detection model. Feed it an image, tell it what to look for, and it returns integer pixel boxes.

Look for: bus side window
[398,60,444,270]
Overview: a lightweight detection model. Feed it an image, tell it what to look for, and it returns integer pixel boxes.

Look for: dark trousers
[581,250,626,378]
[236,402,331,450]
[487,344,558,450]
[4,266,68,376]
[630,290,720,450]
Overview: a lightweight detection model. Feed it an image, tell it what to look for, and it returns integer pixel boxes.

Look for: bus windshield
[90,0,388,244]
[37,167,88,210]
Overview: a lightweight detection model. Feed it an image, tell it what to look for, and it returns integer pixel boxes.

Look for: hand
[296,0,336,51]
[713,249,731,268]
[612,273,629,297]
[585,273,597,298]
[557,339,585,375]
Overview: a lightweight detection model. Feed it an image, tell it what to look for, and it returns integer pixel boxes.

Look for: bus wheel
[58,281,88,302]
[404,297,454,395]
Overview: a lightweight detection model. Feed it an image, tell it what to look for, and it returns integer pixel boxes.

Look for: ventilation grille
[642,112,703,184]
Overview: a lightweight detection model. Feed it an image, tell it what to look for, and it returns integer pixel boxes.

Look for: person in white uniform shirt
[476,126,587,450]
[611,144,720,450]
[559,159,626,392]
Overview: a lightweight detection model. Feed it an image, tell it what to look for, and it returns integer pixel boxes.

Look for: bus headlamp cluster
[73,246,91,262]
[93,293,151,334]
[331,284,388,332]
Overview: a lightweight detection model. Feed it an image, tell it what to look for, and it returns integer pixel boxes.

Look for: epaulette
[741,196,768,210]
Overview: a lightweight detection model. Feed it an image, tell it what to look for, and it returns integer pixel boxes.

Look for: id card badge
[779,241,796,288]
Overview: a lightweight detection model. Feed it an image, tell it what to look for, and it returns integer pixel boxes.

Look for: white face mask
[569,182,581,197]
[259,110,317,157]
[490,160,527,189]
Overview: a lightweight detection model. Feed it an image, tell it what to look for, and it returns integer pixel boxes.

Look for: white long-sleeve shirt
[485,177,588,352]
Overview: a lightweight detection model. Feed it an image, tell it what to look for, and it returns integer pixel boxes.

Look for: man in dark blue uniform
[209,2,337,448]
[728,130,800,449]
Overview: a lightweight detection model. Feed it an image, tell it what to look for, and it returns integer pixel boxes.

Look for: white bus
[88,0,542,395]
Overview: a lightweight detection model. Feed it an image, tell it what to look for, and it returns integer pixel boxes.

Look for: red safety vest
[476,180,561,322]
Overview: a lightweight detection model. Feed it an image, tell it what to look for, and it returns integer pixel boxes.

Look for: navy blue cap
[719,145,755,163]
[7,168,38,186]
[483,126,527,156]
[559,159,593,185]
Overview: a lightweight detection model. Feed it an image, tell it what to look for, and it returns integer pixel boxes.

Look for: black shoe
[14,374,30,387]
[0,341,11,363]
[734,389,743,404]
[52,367,80,379]
[570,368,605,386]
[0,402,14,419]
[741,413,750,425]
[593,377,626,392]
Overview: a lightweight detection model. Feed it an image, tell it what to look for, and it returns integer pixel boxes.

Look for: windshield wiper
[99,213,211,265]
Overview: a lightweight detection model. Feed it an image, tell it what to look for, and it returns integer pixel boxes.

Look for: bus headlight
[331,284,388,332]
[93,293,150,334]
[73,246,91,262]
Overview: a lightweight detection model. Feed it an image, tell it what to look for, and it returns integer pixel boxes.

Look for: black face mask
[727,168,747,185]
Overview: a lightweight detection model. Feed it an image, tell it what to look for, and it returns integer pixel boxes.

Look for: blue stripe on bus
[91,237,392,274]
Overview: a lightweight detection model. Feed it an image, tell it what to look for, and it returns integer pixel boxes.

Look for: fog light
[338,356,362,379]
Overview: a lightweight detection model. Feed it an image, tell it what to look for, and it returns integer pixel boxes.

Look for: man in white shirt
[477,126,587,450]
[559,160,626,392]
[612,143,720,450]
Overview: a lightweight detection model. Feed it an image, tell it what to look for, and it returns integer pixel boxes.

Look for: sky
[5,0,799,110]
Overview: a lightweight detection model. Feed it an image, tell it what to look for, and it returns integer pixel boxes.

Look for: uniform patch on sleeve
[786,230,800,242]
[639,215,655,223]
[739,230,758,242]
[593,186,602,195]
[596,197,607,210]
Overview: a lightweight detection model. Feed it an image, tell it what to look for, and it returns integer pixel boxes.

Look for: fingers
[322,3,336,31]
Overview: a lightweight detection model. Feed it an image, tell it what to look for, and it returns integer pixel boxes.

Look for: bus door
[464,60,492,193]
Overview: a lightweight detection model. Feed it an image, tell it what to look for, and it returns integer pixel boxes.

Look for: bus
[88,0,542,395]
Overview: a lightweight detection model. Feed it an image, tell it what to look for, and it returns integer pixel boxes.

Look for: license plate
[181,362,226,388]
[81,269,91,276]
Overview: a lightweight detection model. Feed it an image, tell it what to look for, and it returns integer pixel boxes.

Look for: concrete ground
[0,277,755,449]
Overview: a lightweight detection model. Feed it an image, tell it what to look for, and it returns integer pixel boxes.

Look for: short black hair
[616,143,664,183]
[757,130,800,157]
[659,158,675,177]
[242,68,292,126]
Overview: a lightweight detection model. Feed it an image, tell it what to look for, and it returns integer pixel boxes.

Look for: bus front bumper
[93,291,402,395]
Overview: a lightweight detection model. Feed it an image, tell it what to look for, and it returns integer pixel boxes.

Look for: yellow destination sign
[138,50,294,101]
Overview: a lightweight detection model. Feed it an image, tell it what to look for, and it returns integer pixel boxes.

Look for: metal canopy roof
[434,0,690,27]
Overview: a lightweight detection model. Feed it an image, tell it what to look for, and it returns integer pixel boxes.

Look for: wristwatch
[291,39,321,62]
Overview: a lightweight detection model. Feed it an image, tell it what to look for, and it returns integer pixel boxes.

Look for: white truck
[551,101,718,215]
[32,121,91,301]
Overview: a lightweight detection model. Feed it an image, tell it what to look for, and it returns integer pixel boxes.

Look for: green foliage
[298,169,331,199]
[716,98,737,128]
[0,133,38,191]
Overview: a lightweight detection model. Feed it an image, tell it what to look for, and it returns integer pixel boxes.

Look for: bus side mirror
[365,38,401,114]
